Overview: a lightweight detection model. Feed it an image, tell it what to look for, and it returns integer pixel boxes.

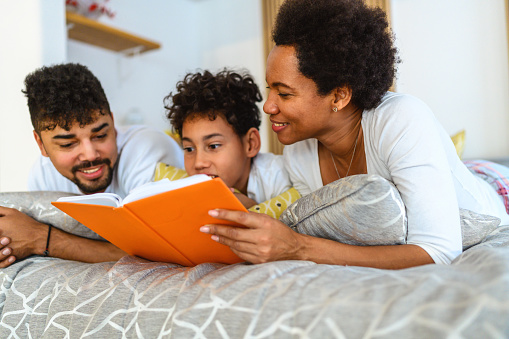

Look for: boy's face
[34,112,118,194]
[182,114,254,193]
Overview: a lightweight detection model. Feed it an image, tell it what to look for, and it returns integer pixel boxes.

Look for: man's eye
[278,93,290,98]
[94,133,107,140]
[59,143,74,148]
[209,143,221,150]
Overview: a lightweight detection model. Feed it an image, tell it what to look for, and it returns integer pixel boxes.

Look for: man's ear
[109,111,118,138]
[33,130,49,157]
[331,86,353,112]
[244,128,261,158]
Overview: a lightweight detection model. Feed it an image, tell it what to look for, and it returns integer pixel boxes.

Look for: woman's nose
[263,94,279,115]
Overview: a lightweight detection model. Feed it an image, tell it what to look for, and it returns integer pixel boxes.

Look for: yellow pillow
[451,130,465,159]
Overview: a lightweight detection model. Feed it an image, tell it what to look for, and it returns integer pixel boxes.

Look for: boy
[158,69,300,218]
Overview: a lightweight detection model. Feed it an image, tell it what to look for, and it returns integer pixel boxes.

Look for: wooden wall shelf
[66,11,161,56]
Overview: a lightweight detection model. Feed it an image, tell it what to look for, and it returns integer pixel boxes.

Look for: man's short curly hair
[165,69,262,138]
[23,63,111,134]
[273,0,399,109]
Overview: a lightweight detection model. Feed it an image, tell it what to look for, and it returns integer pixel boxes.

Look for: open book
[52,175,248,266]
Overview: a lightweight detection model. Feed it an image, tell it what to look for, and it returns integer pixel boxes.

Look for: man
[0,63,184,266]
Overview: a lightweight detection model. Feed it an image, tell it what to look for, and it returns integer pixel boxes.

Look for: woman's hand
[200,209,307,264]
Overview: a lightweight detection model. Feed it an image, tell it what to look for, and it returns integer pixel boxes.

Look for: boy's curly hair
[165,69,262,138]
[273,0,399,109]
[23,63,111,134]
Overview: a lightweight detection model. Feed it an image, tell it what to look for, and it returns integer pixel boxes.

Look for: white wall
[0,0,66,191]
[67,0,268,149]
[1,0,508,191]
[391,0,509,159]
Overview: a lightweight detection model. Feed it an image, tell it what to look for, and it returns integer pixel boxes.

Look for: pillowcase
[279,174,500,250]
[463,159,509,214]
[0,191,105,241]
[451,130,466,159]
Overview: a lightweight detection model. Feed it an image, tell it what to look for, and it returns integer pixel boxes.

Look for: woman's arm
[201,209,434,269]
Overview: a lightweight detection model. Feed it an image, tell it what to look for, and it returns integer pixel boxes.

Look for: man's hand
[0,237,16,268]
[0,206,48,264]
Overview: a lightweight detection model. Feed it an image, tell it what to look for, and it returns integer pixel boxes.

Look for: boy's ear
[244,127,261,158]
[33,130,49,157]
[331,86,353,112]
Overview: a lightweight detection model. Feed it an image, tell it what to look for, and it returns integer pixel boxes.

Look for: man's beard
[71,159,115,194]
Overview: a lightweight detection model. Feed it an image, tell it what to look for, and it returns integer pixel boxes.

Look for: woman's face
[263,45,336,145]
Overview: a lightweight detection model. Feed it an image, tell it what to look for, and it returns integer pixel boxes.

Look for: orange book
[51,175,247,266]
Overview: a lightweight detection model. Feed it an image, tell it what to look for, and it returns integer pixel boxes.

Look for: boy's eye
[209,143,221,150]
[183,146,195,153]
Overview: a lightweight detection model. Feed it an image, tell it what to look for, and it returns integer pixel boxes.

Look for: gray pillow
[0,191,105,241]
[279,174,500,250]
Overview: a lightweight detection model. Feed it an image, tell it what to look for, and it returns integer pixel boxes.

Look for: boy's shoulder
[251,152,285,171]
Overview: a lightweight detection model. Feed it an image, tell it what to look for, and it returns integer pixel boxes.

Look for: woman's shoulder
[363,92,435,127]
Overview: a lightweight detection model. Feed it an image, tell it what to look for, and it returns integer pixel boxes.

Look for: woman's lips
[271,121,289,133]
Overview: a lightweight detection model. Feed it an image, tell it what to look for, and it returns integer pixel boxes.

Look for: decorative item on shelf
[65,0,115,20]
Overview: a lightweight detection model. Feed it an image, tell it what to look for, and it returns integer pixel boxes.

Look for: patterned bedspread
[0,227,508,338]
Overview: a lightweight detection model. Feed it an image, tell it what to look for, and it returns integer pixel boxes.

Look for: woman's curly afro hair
[273,0,399,110]
[165,69,262,138]
[23,63,110,133]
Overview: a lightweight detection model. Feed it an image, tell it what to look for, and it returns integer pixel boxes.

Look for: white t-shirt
[247,152,292,203]
[28,125,184,198]
[283,92,507,265]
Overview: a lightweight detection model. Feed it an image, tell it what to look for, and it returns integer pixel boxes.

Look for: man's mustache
[72,159,112,174]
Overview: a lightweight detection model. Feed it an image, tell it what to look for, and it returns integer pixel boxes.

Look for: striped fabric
[463,160,509,213]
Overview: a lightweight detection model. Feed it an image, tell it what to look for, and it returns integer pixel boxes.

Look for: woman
[200,0,508,269]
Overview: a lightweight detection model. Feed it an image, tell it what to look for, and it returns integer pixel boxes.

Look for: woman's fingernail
[208,210,219,217]
[8,257,15,263]
[1,238,9,246]
[2,248,11,256]
[200,226,210,233]
[211,235,219,242]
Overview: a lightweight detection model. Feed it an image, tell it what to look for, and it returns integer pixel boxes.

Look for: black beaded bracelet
[43,225,52,257]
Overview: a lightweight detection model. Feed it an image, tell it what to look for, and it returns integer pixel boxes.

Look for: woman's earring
[332,107,338,112]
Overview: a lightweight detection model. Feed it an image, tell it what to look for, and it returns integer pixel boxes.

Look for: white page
[56,193,122,207]
[121,174,212,205]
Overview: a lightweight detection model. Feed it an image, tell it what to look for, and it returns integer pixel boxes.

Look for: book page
[56,193,122,207]
[122,175,212,205]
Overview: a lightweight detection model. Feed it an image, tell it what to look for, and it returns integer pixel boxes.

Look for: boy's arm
[248,187,301,219]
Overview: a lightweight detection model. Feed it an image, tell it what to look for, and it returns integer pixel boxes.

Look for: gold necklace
[330,132,359,180]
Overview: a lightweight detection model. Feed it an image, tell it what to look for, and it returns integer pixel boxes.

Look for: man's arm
[0,206,126,264]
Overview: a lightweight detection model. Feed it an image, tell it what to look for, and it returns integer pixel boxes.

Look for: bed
[0,176,508,338]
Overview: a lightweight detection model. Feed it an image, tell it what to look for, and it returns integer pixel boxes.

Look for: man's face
[34,113,118,194]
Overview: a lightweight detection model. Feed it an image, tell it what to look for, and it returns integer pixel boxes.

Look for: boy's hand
[232,191,258,209]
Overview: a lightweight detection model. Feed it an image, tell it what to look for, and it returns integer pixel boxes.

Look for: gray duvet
[0,226,508,338]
